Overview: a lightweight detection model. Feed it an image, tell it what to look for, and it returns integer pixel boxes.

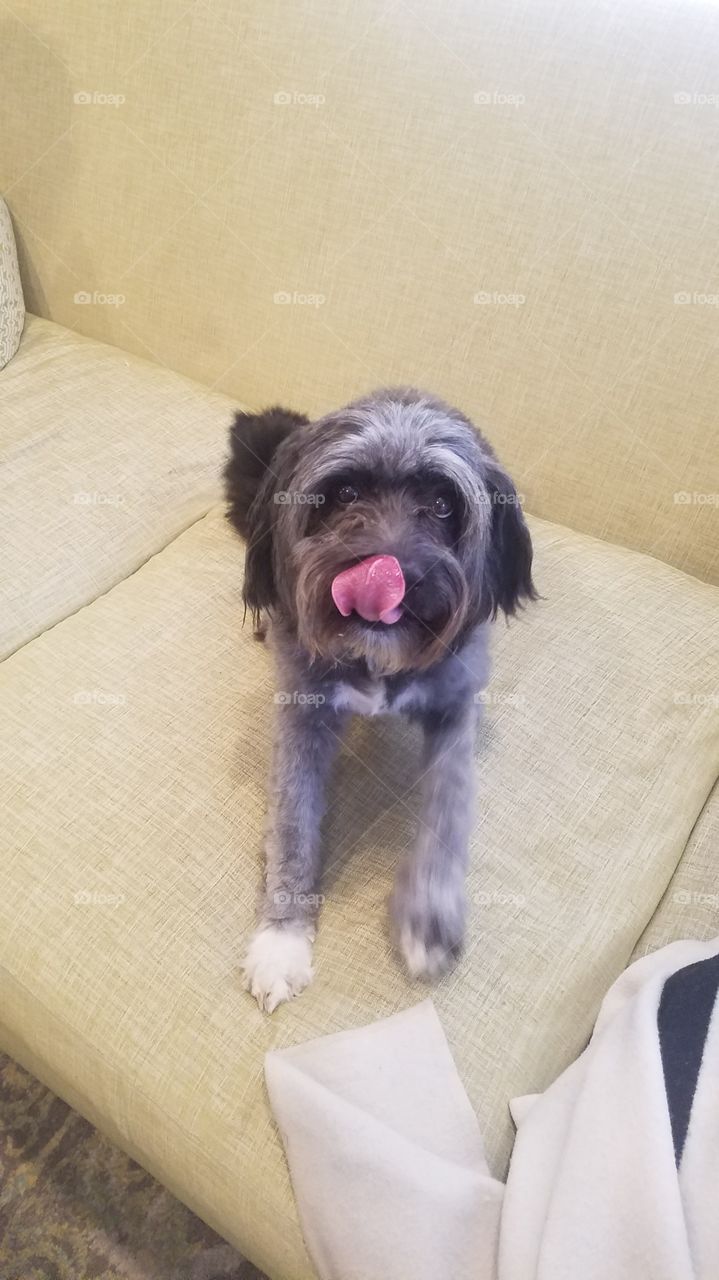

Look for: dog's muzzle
[331,554,406,624]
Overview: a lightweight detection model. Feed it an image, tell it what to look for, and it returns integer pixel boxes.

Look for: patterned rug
[0,1052,266,1280]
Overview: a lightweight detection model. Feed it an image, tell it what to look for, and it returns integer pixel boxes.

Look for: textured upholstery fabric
[632,781,719,961]
[1,506,717,1279]
[0,198,24,368]
[0,315,237,658]
[3,3,719,1266]
[3,1,719,582]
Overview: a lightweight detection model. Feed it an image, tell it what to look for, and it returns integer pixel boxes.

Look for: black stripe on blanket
[657,952,719,1166]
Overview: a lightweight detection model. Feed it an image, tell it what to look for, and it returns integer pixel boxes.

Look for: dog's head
[225,389,536,675]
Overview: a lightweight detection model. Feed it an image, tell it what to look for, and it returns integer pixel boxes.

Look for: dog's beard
[290,536,471,675]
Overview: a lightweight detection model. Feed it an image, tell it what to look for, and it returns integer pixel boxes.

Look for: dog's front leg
[391,704,476,980]
[243,701,346,1012]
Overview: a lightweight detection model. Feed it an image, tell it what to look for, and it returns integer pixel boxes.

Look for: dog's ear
[224,406,308,616]
[224,407,308,538]
[480,459,537,621]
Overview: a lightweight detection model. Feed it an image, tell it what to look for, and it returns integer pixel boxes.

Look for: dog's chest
[330,676,425,717]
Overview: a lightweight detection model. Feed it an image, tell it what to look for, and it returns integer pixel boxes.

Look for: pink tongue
[331,555,406,624]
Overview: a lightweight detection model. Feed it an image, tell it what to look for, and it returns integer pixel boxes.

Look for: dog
[224,388,536,1012]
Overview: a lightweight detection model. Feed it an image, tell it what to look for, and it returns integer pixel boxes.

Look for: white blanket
[265,937,719,1280]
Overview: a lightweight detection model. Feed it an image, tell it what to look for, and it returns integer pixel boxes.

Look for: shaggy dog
[225,388,536,1011]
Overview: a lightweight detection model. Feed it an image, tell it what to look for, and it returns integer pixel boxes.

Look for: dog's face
[225,389,536,675]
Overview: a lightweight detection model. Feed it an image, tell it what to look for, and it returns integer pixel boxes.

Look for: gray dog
[225,388,535,1011]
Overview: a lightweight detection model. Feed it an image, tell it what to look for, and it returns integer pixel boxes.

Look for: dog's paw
[391,872,466,981]
[242,924,315,1013]
[398,924,461,980]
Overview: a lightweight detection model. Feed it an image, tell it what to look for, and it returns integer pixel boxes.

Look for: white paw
[242,925,315,1013]
[399,925,456,981]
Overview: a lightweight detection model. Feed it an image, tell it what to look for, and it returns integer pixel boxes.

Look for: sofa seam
[0,503,224,667]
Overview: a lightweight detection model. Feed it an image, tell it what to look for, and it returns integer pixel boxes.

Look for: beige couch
[1,3,718,1277]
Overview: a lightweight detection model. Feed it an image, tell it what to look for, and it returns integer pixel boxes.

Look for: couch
[2,2,718,1277]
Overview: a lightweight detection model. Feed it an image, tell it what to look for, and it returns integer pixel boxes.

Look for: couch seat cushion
[0,508,717,1279]
[0,315,236,658]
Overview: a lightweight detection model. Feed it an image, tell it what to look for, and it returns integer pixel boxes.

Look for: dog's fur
[225,388,536,1011]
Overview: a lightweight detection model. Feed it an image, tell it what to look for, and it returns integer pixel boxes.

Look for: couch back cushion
[2,1,718,582]
[0,198,24,369]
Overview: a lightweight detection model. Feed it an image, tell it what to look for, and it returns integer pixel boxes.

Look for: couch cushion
[0,315,236,659]
[632,779,719,960]
[0,509,717,1278]
[5,1,719,586]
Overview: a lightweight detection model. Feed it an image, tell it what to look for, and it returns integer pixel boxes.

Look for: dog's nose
[331,555,405,624]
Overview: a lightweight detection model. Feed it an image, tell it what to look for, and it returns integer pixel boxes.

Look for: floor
[0,1052,266,1280]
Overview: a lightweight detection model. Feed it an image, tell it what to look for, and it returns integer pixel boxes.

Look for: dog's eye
[431,494,453,519]
[337,484,359,505]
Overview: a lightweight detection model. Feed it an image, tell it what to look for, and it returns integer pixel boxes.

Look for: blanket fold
[266,938,719,1280]
[265,1000,503,1280]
